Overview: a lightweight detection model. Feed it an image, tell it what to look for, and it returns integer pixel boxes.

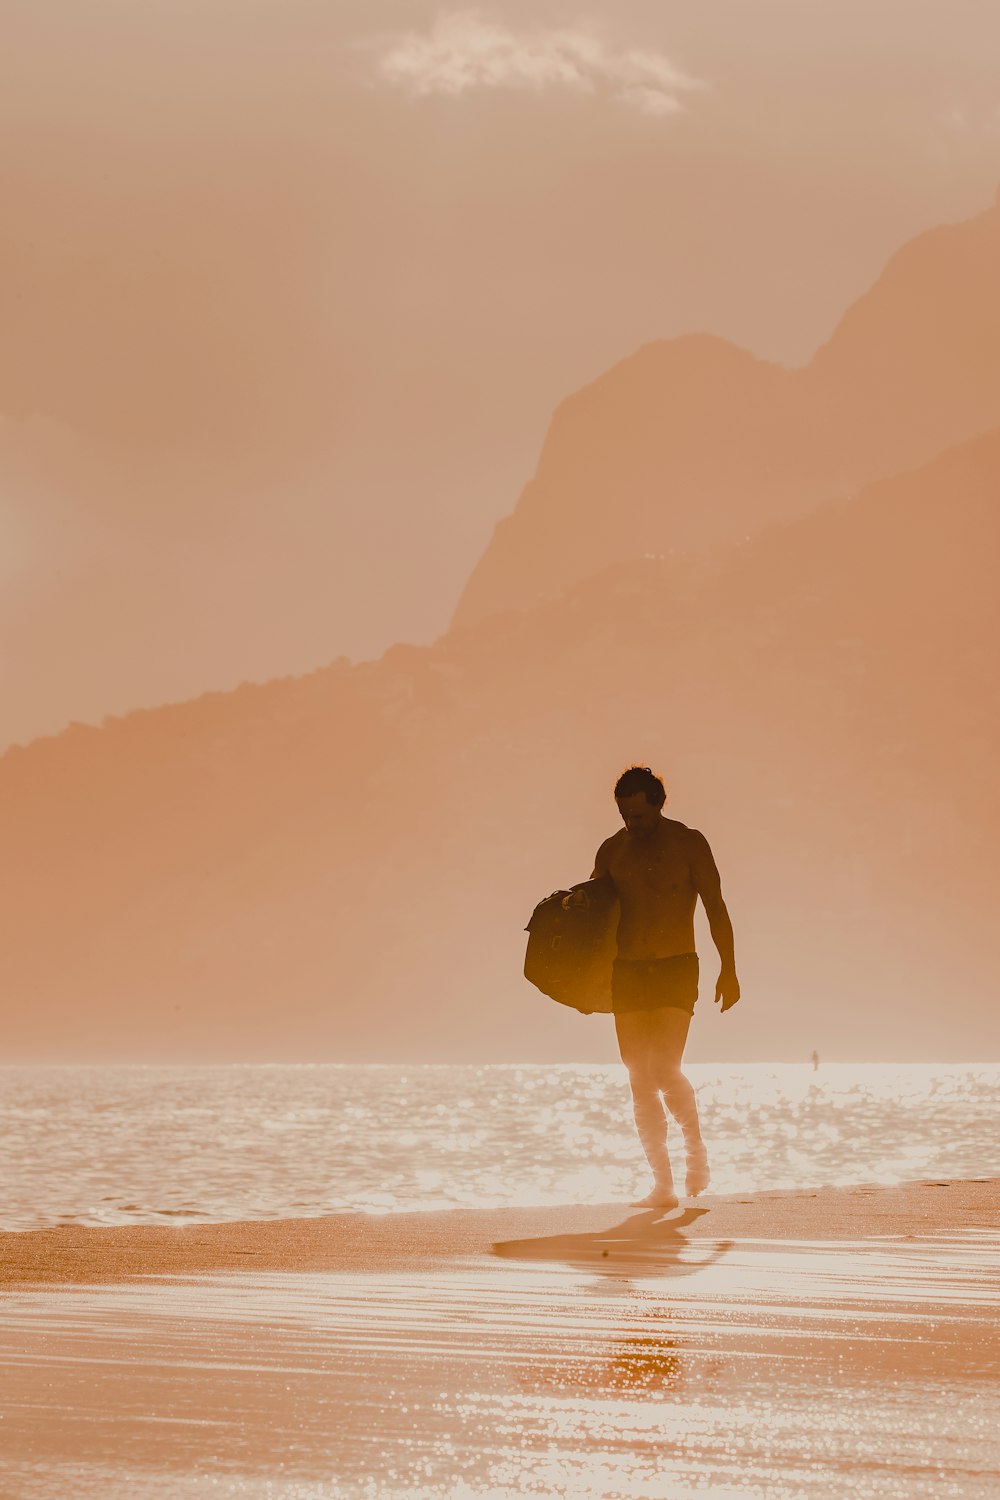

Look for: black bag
[523,875,619,1015]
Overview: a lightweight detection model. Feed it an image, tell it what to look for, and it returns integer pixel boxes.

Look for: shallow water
[1,1062,997,1231]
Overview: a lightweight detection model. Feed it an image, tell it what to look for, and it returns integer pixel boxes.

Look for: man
[589,765,740,1209]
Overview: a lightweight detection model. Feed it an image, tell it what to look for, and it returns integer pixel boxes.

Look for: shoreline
[2,1176,997,1288]
[2,1177,997,1497]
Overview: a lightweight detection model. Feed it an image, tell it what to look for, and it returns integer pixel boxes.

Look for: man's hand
[715,969,741,1012]
[561,889,590,912]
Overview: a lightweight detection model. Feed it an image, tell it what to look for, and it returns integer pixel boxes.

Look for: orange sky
[3,0,1000,747]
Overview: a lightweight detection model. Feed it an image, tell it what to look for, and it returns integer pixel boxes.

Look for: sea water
[1,1062,997,1232]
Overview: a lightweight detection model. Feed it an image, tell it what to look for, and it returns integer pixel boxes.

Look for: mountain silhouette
[453,192,1000,630]
[2,418,997,1060]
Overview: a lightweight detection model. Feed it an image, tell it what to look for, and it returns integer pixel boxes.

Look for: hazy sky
[3,0,1000,746]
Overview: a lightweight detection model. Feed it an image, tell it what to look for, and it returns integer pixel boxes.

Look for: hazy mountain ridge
[3,422,997,1060]
[454,193,1000,629]
[4,193,999,1060]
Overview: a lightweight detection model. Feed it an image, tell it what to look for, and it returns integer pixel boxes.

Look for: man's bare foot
[685,1143,711,1196]
[631,1184,679,1210]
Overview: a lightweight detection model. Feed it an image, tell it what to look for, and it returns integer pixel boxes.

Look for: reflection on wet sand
[602,1322,685,1396]
[493,1206,731,1399]
[1,1196,998,1498]
[509,1297,693,1400]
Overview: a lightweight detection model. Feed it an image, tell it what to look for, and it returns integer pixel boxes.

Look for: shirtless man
[592,765,740,1209]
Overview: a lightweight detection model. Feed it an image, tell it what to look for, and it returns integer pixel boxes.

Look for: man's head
[614,765,666,835]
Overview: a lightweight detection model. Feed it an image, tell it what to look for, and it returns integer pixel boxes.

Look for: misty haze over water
[3,1063,997,1233]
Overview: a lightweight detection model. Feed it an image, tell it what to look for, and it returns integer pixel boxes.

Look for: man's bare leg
[616,1007,709,1203]
[657,1032,710,1196]
[616,1009,679,1207]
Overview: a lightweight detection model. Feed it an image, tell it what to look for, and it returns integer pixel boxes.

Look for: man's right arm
[563,837,616,910]
[591,836,616,881]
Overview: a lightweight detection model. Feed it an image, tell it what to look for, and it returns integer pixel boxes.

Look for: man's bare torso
[596,817,701,961]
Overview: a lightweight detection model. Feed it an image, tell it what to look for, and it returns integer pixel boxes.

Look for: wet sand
[2,1180,998,1498]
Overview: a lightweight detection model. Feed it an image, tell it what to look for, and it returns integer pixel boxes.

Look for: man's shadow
[492,1205,730,1283]
[491,1207,732,1397]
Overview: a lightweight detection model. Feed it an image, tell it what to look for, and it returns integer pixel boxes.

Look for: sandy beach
[1,1178,997,1498]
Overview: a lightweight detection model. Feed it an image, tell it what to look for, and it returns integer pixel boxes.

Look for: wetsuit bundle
[523,875,619,1015]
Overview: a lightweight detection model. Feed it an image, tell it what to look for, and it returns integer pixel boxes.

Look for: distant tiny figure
[811,1050,820,1072]
[580,766,740,1210]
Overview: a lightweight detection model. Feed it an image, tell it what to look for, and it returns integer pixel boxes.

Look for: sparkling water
[1,1062,997,1231]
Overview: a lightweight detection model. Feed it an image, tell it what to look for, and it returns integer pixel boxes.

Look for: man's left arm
[689,830,741,1012]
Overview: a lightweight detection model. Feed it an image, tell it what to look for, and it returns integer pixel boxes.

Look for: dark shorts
[611,953,699,1017]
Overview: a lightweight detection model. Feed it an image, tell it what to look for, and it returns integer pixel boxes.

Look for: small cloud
[619,85,684,118]
[370,11,702,118]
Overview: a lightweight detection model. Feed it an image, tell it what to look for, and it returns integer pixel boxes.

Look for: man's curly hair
[614,765,667,808]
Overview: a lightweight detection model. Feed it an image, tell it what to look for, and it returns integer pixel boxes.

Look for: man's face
[616,793,661,836]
